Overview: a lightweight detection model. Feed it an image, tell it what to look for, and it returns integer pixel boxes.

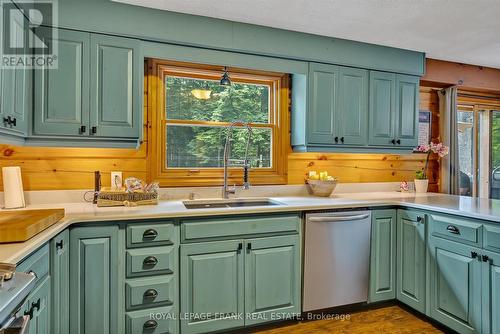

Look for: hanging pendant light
[220,66,231,86]
[191,82,212,100]
[191,88,212,100]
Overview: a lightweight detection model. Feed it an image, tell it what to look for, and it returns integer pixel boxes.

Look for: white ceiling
[114,0,500,69]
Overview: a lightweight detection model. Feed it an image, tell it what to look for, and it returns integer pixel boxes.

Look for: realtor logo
[1,0,58,68]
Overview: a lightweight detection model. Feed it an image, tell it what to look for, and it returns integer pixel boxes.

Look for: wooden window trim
[147,59,289,187]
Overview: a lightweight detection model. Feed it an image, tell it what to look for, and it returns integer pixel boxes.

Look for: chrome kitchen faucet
[222,121,253,199]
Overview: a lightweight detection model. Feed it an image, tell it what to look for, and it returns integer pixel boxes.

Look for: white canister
[414,179,429,193]
[2,166,26,209]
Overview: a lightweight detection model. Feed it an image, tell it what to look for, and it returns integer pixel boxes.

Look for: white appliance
[303,211,372,312]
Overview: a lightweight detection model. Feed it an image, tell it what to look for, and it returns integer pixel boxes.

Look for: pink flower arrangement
[415,142,449,179]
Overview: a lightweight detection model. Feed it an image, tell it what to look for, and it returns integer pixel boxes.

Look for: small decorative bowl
[306,179,338,197]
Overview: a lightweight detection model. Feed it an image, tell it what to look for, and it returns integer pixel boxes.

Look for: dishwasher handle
[307,214,370,223]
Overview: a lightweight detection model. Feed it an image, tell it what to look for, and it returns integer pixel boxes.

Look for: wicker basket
[306,179,338,197]
[97,187,159,207]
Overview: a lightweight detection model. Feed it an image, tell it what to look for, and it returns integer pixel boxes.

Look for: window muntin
[148,60,289,187]
[165,125,272,168]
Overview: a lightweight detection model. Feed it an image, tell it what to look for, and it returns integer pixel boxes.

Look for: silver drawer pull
[446,225,460,235]
[143,289,158,299]
[143,320,158,330]
[308,214,370,223]
[143,256,158,267]
[143,229,158,240]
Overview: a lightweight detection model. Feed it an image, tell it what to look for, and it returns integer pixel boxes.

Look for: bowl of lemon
[306,171,338,197]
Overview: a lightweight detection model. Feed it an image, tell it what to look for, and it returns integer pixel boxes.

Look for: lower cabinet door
[482,251,500,334]
[396,210,426,312]
[429,237,482,334]
[50,230,69,334]
[369,210,397,302]
[244,235,300,326]
[23,275,51,334]
[69,226,122,334]
[180,240,244,334]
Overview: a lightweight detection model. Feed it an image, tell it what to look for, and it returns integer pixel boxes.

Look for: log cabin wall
[0,86,441,191]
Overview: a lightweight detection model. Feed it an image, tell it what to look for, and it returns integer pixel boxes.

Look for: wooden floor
[245,305,446,334]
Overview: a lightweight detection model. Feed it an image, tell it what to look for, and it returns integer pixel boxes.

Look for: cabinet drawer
[429,214,482,246]
[126,246,175,277]
[484,224,500,253]
[126,306,175,334]
[126,275,175,310]
[181,214,300,241]
[126,223,176,248]
[17,243,49,285]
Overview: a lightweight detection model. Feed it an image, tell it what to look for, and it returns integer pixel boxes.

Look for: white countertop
[1,191,500,264]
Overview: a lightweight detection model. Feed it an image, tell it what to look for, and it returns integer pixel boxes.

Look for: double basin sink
[183,198,284,209]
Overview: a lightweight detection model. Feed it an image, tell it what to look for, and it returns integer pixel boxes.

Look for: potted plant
[415,142,449,193]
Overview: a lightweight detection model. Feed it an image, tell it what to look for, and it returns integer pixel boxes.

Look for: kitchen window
[457,91,500,198]
[147,60,289,187]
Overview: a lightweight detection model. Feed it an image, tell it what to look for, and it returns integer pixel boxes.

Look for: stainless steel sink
[183,198,284,209]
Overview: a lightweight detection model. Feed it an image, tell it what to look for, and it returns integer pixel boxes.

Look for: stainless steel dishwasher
[303,211,372,312]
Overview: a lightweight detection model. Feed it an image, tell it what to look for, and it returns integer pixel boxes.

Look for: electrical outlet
[111,171,123,190]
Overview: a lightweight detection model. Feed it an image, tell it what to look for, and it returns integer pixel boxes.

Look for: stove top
[0,264,36,328]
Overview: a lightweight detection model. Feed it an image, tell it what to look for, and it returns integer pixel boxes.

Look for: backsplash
[0,182,406,206]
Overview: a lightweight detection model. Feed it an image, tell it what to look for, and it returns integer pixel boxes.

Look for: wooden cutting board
[0,209,65,243]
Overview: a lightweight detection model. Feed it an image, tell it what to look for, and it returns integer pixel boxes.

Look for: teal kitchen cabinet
[396,210,426,313]
[337,67,369,146]
[244,235,300,326]
[306,63,368,147]
[180,240,245,334]
[33,28,90,137]
[395,75,419,147]
[180,214,301,333]
[22,276,51,334]
[428,236,482,334]
[482,250,500,334]
[368,71,395,146]
[90,34,142,138]
[0,5,29,139]
[368,71,419,149]
[369,209,397,303]
[307,63,339,145]
[69,225,123,334]
[17,244,51,334]
[50,230,70,334]
[33,27,142,144]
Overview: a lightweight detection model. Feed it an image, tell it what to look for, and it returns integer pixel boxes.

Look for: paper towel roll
[2,166,26,209]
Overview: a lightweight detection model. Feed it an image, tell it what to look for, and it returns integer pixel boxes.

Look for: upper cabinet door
[337,67,368,146]
[368,71,396,146]
[89,34,141,139]
[34,28,90,136]
[0,6,29,136]
[395,74,419,147]
[307,63,339,145]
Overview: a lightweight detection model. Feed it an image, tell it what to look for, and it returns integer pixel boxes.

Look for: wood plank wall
[0,87,441,191]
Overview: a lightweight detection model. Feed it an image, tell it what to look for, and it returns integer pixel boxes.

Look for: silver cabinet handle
[308,214,370,222]
[143,320,158,330]
[446,225,460,235]
[143,256,158,267]
[143,289,158,299]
